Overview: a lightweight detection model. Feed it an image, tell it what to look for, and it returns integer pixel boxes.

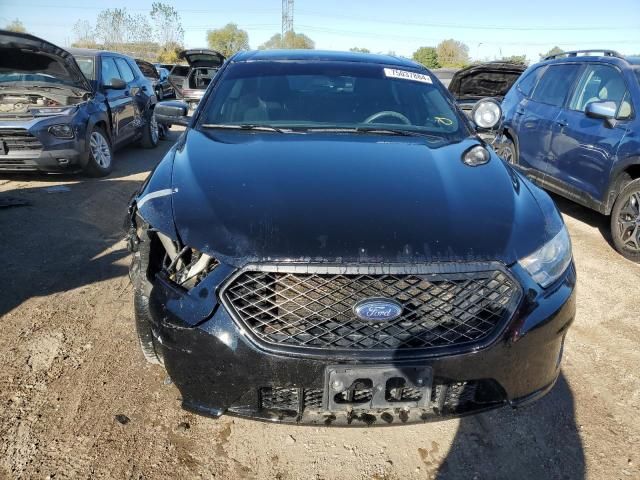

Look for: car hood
[166,131,555,266]
[449,63,525,100]
[0,30,92,92]
[179,49,225,68]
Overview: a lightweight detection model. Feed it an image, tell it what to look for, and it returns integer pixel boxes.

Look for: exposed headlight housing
[156,232,218,289]
[31,106,77,117]
[48,124,75,139]
[518,227,572,288]
[471,98,502,129]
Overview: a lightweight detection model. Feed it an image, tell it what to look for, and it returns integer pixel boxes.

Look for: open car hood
[0,30,92,92]
[179,49,226,68]
[449,62,526,100]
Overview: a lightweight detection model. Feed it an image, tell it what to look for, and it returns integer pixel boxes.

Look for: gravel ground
[0,128,638,480]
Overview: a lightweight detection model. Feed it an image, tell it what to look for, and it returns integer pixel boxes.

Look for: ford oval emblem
[353,298,403,322]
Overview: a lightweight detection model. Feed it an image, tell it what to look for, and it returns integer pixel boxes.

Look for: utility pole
[282,0,294,40]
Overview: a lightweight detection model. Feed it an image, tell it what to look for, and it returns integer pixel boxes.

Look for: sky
[1,0,640,63]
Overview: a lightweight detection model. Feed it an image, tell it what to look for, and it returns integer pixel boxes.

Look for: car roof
[539,51,635,69]
[231,49,423,69]
[66,47,131,58]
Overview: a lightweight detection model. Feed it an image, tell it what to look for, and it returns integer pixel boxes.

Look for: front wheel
[83,127,113,177]
[139,110,159,149]
[610,178,640,262]
[495,137,517,165]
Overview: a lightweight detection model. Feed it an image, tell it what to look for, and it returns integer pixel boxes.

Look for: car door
[113,57,140,141]
[100,56,135,145]
[512,64,582,182]
[547,63,631,208]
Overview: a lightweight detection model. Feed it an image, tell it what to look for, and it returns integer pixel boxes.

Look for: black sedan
[126,50,575,425]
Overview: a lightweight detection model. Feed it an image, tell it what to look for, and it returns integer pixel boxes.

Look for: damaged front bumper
[128,222,576,427]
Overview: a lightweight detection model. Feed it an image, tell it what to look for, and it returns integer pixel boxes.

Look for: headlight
[518,227,572,288]
[31,106,77,117]
[48,124,75,139]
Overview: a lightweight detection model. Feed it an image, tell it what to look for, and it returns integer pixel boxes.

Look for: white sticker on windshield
[384,68,432,84]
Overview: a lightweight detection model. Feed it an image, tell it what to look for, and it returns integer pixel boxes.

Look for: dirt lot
[0,128,639,480]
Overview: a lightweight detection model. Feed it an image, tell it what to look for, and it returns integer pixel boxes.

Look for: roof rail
[543,49,624,61]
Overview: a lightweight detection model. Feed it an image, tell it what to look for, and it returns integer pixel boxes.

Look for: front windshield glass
[74,56,95,81]
[202,61,468,141]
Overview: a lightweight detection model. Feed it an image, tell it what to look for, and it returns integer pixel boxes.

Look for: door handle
[555,119,568,127]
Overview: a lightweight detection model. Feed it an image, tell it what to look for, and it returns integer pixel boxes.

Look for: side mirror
[471,98,502,131]
[155,100,190,126]
[103,78,127,90]
[585,101,617,120]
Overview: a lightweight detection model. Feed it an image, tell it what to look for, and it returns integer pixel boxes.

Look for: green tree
[500,55,528,65]
[158,43,182,63]
[206,23,249,58]
[436,39,470,67]
[150,2,184,49]
[259,31,315,50]
[5,19,26,33]
[540,46,564,59]
[349,47,370,53]
[412,46,440,68]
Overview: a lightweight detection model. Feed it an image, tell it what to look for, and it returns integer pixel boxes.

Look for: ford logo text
[353,298,403,322]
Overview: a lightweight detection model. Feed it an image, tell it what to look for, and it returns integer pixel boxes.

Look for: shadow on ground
[0,133,179,317]
[436,373,584,479]
[550,192,614,249]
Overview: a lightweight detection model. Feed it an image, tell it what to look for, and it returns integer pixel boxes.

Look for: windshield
[74,56,95,81]
[201,61,468,141]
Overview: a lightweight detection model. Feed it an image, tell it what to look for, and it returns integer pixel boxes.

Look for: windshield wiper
[353,126,426,137]
[201,124,289,133]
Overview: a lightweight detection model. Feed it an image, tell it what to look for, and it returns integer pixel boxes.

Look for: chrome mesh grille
[222,267,519,352]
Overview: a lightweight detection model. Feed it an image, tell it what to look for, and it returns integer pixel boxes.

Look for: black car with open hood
[127,50,575,426]
[0,31,159,175]
[449,61,526,114]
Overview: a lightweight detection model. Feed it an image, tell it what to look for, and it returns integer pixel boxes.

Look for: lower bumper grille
[222,265,520,353]
[0,128,43,153]
[259,380,505,416]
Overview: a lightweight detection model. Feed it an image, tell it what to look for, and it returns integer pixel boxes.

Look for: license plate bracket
[325,365,432,411]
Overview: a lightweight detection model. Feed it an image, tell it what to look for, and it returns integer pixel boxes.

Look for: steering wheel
[363,111,411,125]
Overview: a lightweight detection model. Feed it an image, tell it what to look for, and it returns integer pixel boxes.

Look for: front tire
[134,286,163,365]
[139,110,159,149]
[610,178,640,262]
[84,127,113,177]
[495,137,517,165]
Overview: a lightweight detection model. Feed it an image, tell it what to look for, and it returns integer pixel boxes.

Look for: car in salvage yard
[448,61,526,116]
[135,59,174,100]
[177,48,225,110]
[126,50,576,425]
[0,30,159,176]
[497,50,640,261]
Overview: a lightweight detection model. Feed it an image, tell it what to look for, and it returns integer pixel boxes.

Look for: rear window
[531,64,581,107]
[136,61,158,79]
[517,66,545,97]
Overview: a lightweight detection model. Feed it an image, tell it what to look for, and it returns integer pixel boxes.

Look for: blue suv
[498,50,640,261]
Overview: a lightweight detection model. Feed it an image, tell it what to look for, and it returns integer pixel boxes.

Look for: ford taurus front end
[126,50,576,426]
